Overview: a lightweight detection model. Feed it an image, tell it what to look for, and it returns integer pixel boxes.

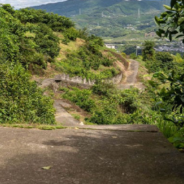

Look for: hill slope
[32,0,170,42]
[0,4,130,125]
[32,0,167,17]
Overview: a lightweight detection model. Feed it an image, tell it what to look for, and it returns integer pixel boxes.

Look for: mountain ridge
[31,0,170,43]
[32,0,168,17]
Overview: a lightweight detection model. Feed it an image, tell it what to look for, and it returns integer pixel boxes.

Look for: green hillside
[32,0,170,42]
[1,3,184,149]
[0,4,124,125]
[32,0,166,17]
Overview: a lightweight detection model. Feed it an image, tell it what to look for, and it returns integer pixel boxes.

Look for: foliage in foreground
[0,4,120,124]
[155,0,184,43]
[0,63,55,124]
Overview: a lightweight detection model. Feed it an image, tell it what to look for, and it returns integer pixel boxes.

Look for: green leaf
[170,30,178,34]
[176,34,184,38]
[156,30,162,37]
[163,5,172,10]
[178,17,184,25]
[155,16,160,26]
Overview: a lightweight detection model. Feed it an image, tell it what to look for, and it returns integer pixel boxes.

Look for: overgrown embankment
[0,4,127,125]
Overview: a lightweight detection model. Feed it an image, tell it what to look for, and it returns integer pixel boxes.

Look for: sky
[0,0,67,9]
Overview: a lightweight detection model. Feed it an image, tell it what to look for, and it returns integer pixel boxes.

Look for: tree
[155,52,174,71]
[1,4,15,14]
[154,0,184,128]
[142,41,155,61]
[155,0,184,42]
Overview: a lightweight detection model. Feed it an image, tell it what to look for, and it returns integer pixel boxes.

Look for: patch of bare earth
[117,59,145,90]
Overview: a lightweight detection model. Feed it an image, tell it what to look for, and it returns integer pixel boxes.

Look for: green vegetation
[145,51,175,74]
[61,85,143,125]
[0,4,120,125]
[33,0,165,17]
[32,0,170,42]
[138,0,184,147]
[136,37,184,149]
[0,63,55,124]
[0,5,71,124]
[155,0,184,42]
[55,42,119,80]
[1,1,184,151]
[142,41,155,61]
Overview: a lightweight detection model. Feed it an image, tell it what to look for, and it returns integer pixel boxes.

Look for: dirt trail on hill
[35,79,81,126]
[36,59,144,126]
[118,59,145,90]
[54,100,80,126]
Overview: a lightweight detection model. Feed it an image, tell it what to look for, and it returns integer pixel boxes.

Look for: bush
[145,52,174,74]
[0,63,55,124]
[130,53,137,59]
[62,83,142,125]
[0,7,61,69]
[92,81,115,97]
[63,88,96,112]
[142,41,155,61]
[101,57,113,67]
[64,27,79,41]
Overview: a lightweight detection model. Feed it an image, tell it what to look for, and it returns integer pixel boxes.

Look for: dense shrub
[64,27,79,41]
[63,88,96,112]
[0,6,61,69]
[142,41,155,61]
[62,84,142,125]
[14,8,74,31]
[145,52,174,73]
[130,53,137,59]
[92,81,115,97]
[101,57,114,67]
[0,63,55,124]
[34,23,60,58]
[57,45,118,80]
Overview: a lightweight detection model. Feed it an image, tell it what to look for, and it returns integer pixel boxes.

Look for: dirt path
[118,59,145,90]
[34,79,81,126]
[125,59,139,84]
[36,59,144,126]
[54,100,80,126]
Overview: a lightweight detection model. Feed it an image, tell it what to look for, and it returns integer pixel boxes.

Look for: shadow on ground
[0,128,184,184]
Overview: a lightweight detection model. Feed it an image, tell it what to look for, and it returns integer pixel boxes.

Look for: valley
[33,0,170,44]
[1,2,184,183]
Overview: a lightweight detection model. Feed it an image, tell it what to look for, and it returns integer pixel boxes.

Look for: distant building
[145,32,156,38]
[105,44,116,49]
[124,25,136,31]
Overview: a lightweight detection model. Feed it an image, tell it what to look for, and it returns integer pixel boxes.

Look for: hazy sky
[0,0,67,9]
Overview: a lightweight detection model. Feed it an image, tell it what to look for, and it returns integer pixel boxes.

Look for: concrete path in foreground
[0,125,184,184]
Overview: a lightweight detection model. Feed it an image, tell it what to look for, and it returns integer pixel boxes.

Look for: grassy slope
[38,32,128,80]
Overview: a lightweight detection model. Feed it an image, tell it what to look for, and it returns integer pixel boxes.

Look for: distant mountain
[32,0,168,17]
[32,0,170,42]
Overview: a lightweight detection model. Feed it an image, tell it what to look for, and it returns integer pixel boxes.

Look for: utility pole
[136,46,140,56]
